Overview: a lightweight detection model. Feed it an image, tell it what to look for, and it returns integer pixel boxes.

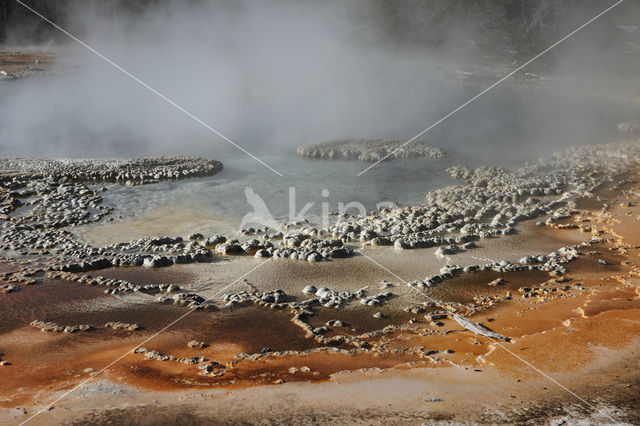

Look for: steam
[0,0,636,164]
[0,1,446,158]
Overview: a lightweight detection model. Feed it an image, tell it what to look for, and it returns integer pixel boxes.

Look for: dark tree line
[360,0,632,55]
[0,0,161,43]
[0,0,635,58]
[0,0,69,43]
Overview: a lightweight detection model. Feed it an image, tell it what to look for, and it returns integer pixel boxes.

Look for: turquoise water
[97,153,458,229]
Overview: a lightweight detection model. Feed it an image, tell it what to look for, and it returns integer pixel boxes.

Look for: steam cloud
[0,0,637,164]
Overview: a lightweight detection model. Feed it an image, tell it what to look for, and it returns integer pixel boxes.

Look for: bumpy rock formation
[156,292,218,311]
[0,156,221,276]
[618,121,640,135]
[30,320,93,333]
[330,139,640,254]
[187,340,208,349]
[297,139,445,162]
[0,155,222,186]
[105,322,141,331]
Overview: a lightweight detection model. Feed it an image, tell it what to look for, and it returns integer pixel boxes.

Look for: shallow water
[61,80,636,239]
[91,153,458,234]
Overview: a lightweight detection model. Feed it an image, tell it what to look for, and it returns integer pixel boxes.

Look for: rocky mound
[0,155,223,185]
[329,138,640,255]
[618,121,640,135]
[296,139,445,162]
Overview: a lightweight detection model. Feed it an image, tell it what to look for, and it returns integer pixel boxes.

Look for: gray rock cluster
[222,289,304,309]
[135,347,197,363]
[4,179,111,228]
[1,268,41,285]
[104,322,141,331]
[50,236,214,273]
[235,345,361,361]
[133,346,224,376]
[618,121,640,135]
[289,309,409,348]
[50,271,181,296]
[30,319,144,333]
[407,238,592,291]
[298,285,393,310]
[269,233,353,261]
[198,361,228,377]
[314,286,357,309]
[328,139,640,254]
[144,350,176,361]
[0,156,222,186]
[215,238,272,255]
[358,290,394,307]
[221,284,386,312]
[212,230,344,261]
[157,292,218,311]
[0,156,223,287]
[30,320,93,333]
[297,139,445,162]
[517,280,583,299]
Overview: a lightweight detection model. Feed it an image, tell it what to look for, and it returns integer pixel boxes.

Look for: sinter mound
[296,139,445,162]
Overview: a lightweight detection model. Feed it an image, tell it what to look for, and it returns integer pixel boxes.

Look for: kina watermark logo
[239,187,280,230]
[239,186,395,232]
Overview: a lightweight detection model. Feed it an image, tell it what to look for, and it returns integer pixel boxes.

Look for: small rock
[302,285,317,294]
[488,278,505,286]
[187,340,207,349]
[307,252,322,262]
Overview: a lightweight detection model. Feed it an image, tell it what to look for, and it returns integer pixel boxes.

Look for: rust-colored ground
[0,49,55,76]
[1,177,640,424]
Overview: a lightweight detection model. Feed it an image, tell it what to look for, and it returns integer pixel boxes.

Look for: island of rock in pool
[296,139,445,162]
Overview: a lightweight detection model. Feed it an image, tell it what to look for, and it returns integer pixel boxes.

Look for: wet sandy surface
[76,205,239,246]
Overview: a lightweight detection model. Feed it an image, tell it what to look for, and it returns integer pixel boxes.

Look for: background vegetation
[1,0,637,61]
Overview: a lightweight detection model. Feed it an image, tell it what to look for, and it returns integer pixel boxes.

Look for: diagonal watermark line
[356,0,625,177]
[15,0,284,177]
[355,249,621,424]
[19,259,271,426]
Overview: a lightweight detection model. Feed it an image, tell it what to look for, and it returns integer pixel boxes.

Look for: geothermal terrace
[1,137,640,424]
